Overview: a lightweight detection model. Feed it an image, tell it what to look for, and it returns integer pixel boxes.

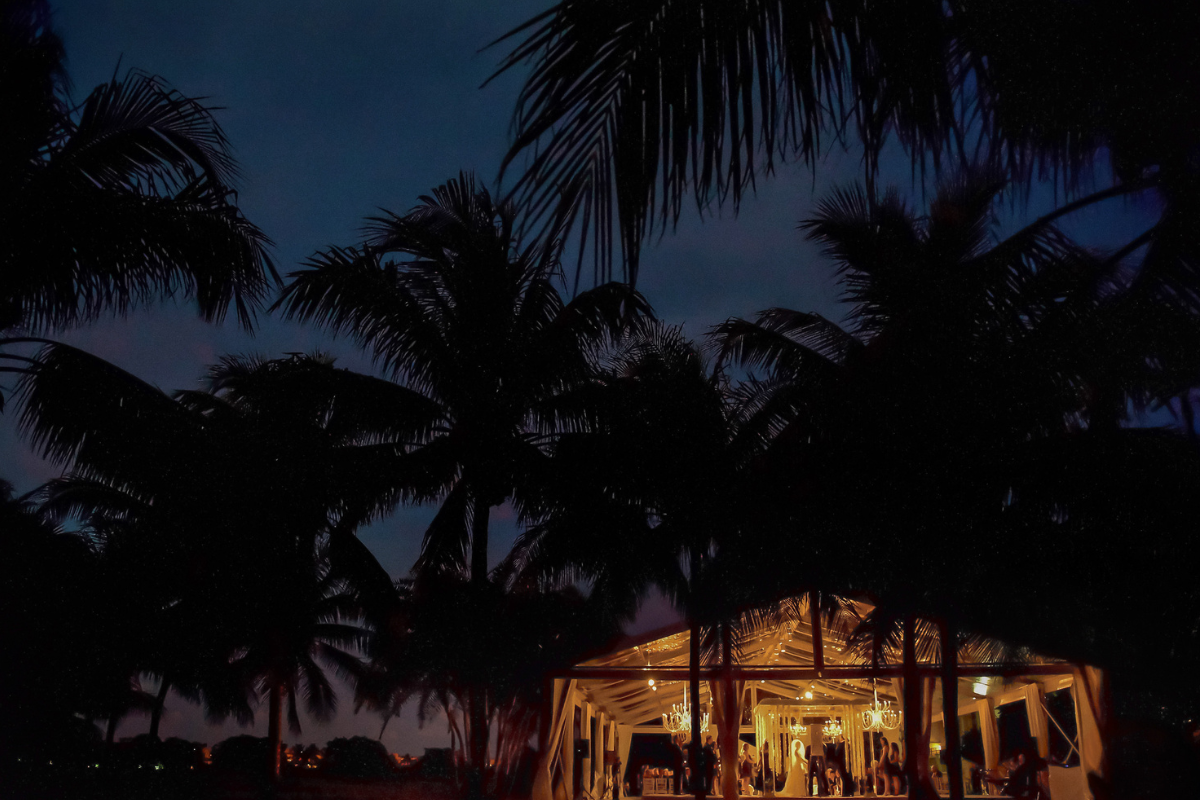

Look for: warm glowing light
[662,685,709,735]
[804,691,813,700]
[861,684,901,731]
[823,719,843,740]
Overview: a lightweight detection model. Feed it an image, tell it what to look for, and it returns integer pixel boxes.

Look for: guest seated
[984,748,1047,799]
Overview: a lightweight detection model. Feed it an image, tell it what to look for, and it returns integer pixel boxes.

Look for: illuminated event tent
[536,596,1105,800]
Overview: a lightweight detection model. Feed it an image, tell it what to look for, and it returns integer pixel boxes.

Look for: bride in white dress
[780,739,809,797]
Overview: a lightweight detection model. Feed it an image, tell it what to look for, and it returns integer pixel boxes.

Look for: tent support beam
[554,663,1069,680]
[809,592,825,674]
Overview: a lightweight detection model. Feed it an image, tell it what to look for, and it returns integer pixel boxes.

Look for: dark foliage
[211,735,271,774]
[494,1,1200,291]
[0,0,276,332]
[321,736,399,779]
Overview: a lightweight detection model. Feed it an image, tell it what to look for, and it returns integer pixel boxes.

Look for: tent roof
[571,597,1069,727]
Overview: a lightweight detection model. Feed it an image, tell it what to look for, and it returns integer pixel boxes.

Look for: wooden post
[940,620,963,800]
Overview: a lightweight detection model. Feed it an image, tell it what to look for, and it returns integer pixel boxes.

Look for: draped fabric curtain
[1073,666,1110,800]
[1020,683,1050,759]
[976,697,1000,771]
[844,703,865,790]
[617,724,634,795]
[533,679,576,800]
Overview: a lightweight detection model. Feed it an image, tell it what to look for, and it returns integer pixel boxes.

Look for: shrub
[211,735,270,774]
[322,736,398,779]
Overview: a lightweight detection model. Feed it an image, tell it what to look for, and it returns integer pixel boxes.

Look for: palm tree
[0,479,128,770]
[712,172,1200,794]
[491,2,1200,296]
[714,171,1200,602]
[273,172,652,798]
[1,0,275,332]
[4,342,399,780]
[512,322,856,799]
[362,567,622,797]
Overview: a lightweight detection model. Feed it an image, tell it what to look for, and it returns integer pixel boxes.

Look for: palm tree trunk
[468,493,491,800]
[939,620,963,800]
[268,681,283,781]
[720,622,740,800]
[467,684,489,799]
[149,677,171,741]
[690,611,703,799]
[902,616,920,800]
[105,713,119,747]
[471,493,490,585]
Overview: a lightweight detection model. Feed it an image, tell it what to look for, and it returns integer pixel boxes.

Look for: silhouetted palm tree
[1,0,275,332]
[713,172,1200,613]
[513,322,859,799]
[363,568,620,797]
[0,479,134,768]
[712,173,1200,791]
[493,2,1200,292]
[274,172,652,798]
[4,343,395,779]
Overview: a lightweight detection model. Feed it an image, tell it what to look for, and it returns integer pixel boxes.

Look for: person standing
[702,736,717,794]
[825,734,851,796]
[782,739,809,796]
[808,745,827,796]
[762,740,776,796]
[671,736,686,795]
[885,742,902,796]
[740,742,758,795]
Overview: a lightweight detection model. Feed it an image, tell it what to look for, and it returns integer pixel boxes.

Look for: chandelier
[662,685,709,735]
[860,684,902,731]
[789,717,808,737]
[822,718,843,741]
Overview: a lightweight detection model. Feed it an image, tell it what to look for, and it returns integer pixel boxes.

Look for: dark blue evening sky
[4,0,1161,755]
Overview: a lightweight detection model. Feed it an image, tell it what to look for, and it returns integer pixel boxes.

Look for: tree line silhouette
[3,1,1200,799]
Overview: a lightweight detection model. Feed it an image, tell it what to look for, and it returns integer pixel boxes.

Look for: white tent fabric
[976,697,1000,771]
[534,679,577,800]
[1020,682,1050,759]
[1074,665,1110,800]
[533,601,1102,800]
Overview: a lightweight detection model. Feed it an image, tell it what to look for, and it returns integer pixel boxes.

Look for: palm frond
[299,656,337,724]
[412,479,472,579]
[7,340,206,488]
[14,173,275,331]
[57,69,237,189]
